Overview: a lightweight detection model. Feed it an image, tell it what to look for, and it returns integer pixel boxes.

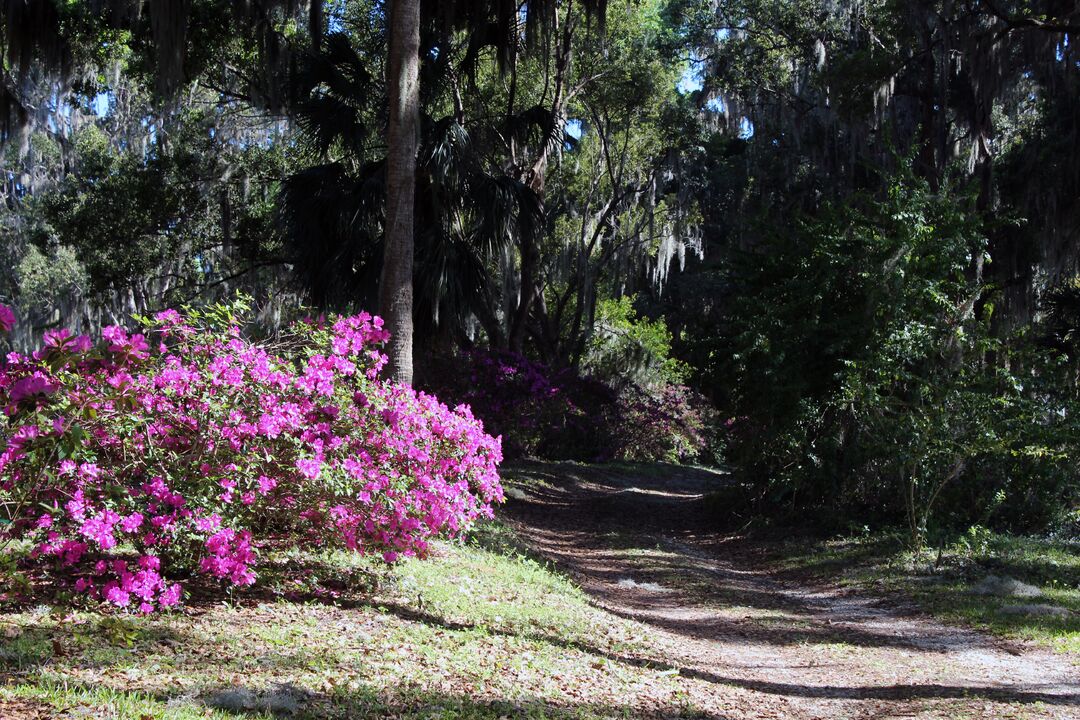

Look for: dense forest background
[1,0,1078,546]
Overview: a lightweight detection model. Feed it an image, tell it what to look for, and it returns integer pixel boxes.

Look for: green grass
[770,529,1080,653]
[0,521,702,720]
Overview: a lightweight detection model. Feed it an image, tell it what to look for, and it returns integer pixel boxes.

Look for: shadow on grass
[765,531,1080,642]
[23,671,1078,720]
[12,678,726,719]
[903,581,1080,640]
[765,535,906,581]
[349,600,1080,707]
[4,564,1078,714]
[209,684,722,719]
[975,539,1080,588]
[0,615,186,674]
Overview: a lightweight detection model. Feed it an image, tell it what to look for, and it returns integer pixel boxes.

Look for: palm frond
[290,31,377,158]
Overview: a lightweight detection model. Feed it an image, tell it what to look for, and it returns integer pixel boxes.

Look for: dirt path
[503,462,1080,720]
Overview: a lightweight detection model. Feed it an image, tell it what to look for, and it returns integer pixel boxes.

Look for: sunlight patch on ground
[622,486,705,499]
[616,578,672,593]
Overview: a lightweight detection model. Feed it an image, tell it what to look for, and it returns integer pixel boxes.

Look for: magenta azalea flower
[10,373,58,404]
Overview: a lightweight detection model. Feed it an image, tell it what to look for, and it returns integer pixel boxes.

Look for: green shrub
[721,165,1080,544]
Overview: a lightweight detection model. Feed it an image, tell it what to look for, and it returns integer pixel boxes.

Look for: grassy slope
[769,530,1080,654]
[0,520,701,720]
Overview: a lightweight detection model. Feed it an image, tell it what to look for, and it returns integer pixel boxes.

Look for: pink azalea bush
[0,299,503,612]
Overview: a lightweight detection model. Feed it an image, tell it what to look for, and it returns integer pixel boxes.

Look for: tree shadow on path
[498,461,1080,714]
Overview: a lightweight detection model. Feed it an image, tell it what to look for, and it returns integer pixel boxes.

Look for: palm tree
[382,0,421,384]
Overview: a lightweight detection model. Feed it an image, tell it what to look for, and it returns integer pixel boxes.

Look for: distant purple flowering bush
[0,301,503,612]
[611,383,715,463]
[427,349,713,463]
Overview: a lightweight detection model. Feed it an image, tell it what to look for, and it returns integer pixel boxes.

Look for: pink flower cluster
[0,301,503,611]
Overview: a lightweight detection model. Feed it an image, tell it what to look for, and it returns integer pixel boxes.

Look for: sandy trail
[505,462,1080,719]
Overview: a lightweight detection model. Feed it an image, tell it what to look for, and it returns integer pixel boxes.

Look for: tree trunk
[380,0,419,385]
